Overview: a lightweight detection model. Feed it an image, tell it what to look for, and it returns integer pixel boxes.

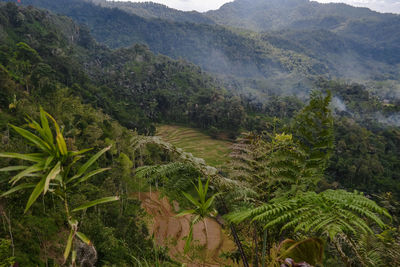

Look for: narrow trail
[138,192,238,266]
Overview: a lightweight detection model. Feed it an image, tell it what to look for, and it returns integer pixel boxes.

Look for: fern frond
[228,189,390,242]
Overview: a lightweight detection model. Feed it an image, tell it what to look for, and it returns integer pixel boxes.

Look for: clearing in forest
[156,125,232,167]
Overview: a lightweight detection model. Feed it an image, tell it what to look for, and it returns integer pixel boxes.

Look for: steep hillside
[138,192,237,266]
[8,0,320,81]
[0,2,248,135]
[205,0,393,31]
[1,2,400,267]
[207,0,400,65]
[0,4,244,264]
[88,0,215,24]
[6,0,400,97]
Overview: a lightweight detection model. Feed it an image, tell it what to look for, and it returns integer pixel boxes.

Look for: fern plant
[228,132,322,203]
[227,189,391,265]
[0,108,118,265]
[229,132,258,183]
[292,90,334,176]
[253,133,320,199]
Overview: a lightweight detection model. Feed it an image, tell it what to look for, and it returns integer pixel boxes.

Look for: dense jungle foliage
[0,2,250,136]
[0,1,399,266]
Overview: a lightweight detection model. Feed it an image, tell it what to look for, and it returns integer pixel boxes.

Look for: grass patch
[156,125,232,168]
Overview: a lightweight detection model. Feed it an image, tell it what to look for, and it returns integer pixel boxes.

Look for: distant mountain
[206,0,400,64]
[0,2,248,133]
[205,0,392,31]
[86,0,215,24]
[7,0,325,81]
[4,0,400,99]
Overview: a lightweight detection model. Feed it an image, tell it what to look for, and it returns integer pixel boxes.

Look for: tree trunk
[253,225,259,267]
[230,223,249,267]
[219,198,249,267]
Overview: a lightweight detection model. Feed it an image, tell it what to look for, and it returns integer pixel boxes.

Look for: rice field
[156,125,232,167]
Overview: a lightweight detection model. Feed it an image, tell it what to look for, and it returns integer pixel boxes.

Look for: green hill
[0,2,247,135]
[205,0,388,31]
[8,0,400,97]
[0,2,400,267]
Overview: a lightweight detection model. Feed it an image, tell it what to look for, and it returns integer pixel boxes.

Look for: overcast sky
[117,0,400,13]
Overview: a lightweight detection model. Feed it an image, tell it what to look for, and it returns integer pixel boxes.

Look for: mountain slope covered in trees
[89,0,215,24]
[0,1,400,267]
[206,0,394,31]
[0,2,249,135]
[5,0,400,98]
[207,0,400,67]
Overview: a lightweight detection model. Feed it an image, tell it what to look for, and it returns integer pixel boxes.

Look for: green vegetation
[0,1,399,266]
[157,125,232,167]
[0,239,15,267]
[176,177,220,253]
[0,1,247,135]
[141,91,400,266]
[15,0,400,97]
[91,0,215,25]
[0,108,119,264]
[228,189,391,265]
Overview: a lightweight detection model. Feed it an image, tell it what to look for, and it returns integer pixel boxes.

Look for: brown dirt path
[137,192,238,266]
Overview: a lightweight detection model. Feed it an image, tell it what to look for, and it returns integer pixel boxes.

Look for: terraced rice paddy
[156,125,232,167]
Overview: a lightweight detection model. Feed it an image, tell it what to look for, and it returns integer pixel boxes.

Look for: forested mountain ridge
[0,3,245,264]
[85,0,400,70]
[7,0,400,99]
[0,2,248,135]
[208,0,400,68]
[87,0,216,24]
[5,0,321,81]
[206,0,396,31]
[1,1,398,195]
[0,2,400,266]
[1,0,399,197]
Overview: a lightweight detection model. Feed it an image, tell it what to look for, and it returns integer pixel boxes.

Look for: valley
[0,0,399,266]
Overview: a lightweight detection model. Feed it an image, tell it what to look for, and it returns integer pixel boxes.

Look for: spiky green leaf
[76,232,91,246]
[0,152,44,162]
[68,168,110,185]
[24,175,47,213]
[0,166,28,172]
[10,124,51,153]
[72,196,119,212]
[44,162,61,194]
[72,146,111,180]
[1,183,35,197]
[64,229,74,262]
